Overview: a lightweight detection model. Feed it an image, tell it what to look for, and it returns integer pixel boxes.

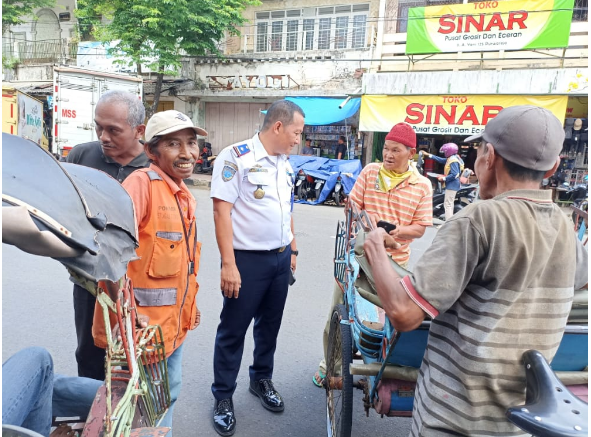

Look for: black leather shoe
[213,398,236,436]
[249,379,285,412]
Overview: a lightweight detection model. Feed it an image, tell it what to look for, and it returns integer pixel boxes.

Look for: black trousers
[211,248,291,401]
[73,284,106,380]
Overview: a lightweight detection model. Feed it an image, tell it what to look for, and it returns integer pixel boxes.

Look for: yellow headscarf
[377,163,413,192]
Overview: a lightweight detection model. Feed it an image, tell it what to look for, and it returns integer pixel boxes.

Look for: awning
[262,97,361,126]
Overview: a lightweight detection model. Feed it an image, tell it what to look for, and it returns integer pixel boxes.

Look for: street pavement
[2,187,436,437]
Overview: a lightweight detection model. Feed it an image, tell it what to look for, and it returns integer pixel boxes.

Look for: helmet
[440,143,459,158]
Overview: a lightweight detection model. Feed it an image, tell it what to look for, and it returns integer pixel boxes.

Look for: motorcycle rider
[424,143,464,220]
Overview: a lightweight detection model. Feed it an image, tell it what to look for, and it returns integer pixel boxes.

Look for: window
[335,16,349,49]
[352,15,367,48]
[286,20,298,51]
[573,0,588,21]
[256,22,268,51]
[271,21,283,51]
[318,18,331,50]
[254,4,369,52]
[303,19,315,50]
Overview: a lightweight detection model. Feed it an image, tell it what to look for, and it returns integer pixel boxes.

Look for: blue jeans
[2,347,54,436]
[158,342,184,436]
[52,374,102,418]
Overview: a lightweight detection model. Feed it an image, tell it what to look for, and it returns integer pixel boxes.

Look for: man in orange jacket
[99,110,206,434]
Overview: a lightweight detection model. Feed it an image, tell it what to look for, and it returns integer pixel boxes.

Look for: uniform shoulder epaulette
[232,143,251,158]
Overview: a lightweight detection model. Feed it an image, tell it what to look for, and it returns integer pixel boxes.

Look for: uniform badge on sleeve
[222,161,238,182]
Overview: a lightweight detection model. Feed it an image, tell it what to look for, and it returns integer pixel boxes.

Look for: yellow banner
[360,95,568,135]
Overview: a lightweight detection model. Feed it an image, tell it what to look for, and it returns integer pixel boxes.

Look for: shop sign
[406,0,574,55]
[360,95,568,135]
[17,92,43,145]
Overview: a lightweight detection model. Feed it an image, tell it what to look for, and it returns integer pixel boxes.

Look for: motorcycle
[295,169,314,201]
[325,175,348,207]
[314,177,326,201]
[193,143,216,174]
[427,172,478,220]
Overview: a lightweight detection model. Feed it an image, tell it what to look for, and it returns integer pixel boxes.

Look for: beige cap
[465,105,564,171]
[145,110,207,142]
[574,118,583,131]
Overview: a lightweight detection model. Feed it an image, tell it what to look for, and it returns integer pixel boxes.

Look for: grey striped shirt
[404,189,588,436]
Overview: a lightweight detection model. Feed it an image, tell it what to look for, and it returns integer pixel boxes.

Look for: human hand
[363,228,389,264]
[221,263,241,298]
[193,306,201,329]
[438,176,445,182]
[291,253,297,273]
[113,313,149,342]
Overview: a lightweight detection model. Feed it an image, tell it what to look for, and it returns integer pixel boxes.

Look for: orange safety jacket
[93,168,201,357]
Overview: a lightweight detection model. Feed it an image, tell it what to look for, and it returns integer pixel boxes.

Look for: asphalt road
[2,188,436,437]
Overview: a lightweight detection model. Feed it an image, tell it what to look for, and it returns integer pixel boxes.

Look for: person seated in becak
[313,122,433,387]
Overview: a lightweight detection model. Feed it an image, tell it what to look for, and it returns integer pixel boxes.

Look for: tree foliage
[77,0,259,115]
[2,0,56,35]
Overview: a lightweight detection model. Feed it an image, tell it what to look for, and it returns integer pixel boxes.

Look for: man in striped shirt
[364,105,588,436]
[313,122,433,387]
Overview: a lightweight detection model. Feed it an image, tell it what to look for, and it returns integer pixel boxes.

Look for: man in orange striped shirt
[313,122,432,387]
[349,123,433,266]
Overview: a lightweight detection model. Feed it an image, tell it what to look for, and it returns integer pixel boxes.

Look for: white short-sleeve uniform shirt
[210,133,295,251]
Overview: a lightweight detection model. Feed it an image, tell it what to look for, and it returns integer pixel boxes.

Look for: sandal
[312,370,326,388]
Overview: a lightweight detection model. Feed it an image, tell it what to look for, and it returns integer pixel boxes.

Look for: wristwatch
[291,250,299,256]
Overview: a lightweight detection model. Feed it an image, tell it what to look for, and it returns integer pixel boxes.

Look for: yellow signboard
[360,95,569,135]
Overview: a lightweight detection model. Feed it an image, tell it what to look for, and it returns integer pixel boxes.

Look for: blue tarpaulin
[288,155,362,204]
[262,97,361,125]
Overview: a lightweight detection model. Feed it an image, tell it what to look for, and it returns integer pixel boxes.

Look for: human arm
[213,198,241,298]
[424,153,447,165]
[365,216,481,331]
[363,228,426,331]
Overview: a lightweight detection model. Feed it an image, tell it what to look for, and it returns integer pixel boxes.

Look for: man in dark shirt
[335,136,347,160]
[67,90,148,380]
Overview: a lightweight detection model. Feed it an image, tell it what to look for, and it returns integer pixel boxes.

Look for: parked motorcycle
[324,175,347,207]
[314,177,326,200]
[295,169,313,201]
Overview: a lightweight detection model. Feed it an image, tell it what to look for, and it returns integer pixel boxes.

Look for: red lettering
[465,15,484,33]
[481,106,503,125]
[456,15,464,33]
[457,106,480,125]
[485,13,507,31]
[405,103,425,124]
[426,105,433,124]
[434,106,457,125]
[438,15,455,34]
[508,11,528,30]
[61,109,77,118]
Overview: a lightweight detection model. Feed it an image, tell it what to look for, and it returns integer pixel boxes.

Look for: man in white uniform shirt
[209,100,304,436]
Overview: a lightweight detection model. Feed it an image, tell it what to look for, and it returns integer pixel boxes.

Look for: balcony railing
[2,38,78,65]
